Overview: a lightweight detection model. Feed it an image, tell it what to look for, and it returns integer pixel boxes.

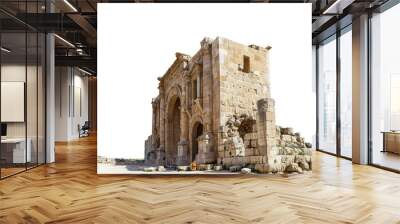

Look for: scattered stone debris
[157,166,166,172]
[241,168,252,174]
[198,164,213,171]
[229,165,242,172]
[214,165,223,171]
[143,167,157,172]
[177,166,189,171]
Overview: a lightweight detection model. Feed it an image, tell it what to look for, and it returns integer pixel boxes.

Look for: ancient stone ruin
[144,37,312,173]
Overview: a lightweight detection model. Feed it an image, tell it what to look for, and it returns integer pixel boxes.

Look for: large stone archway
[166,96,181,166]
[191,122,203,162]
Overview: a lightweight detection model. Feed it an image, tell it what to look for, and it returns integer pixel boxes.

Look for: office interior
[0,0,97,179]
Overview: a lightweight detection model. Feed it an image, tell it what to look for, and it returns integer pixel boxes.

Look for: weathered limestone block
[241,168,251,174]
[281,134,292,143]
[196,152,216,164]
[245,148,254,156]
[225,136,245,156]
[244,139,251,148]
[198,164,214,171]
[229,165,242,172]
[286,163,303,173]
[177,166,189,171]
[144,167,157,172]
[255,163,270,173]
[176,140,189,166]
[157,166,166,172]
[196,134,216,164]
[281,127,294,135]
[213,165,222,171]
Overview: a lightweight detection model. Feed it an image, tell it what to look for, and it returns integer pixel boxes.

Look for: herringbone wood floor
[1,135,400,224]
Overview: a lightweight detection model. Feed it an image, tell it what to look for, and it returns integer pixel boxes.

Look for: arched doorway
[166,97,181,165]
[191,122,203,162]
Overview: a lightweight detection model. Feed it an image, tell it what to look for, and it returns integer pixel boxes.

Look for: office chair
[79,121,90,138]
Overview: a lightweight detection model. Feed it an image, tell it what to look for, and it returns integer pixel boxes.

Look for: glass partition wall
[370,3,400,171]
[0,4,46,179]
[317,35,337,155]
[339,27,352,159]
[316,26,352,159]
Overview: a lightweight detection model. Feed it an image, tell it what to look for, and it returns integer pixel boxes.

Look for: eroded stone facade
[145,37,312,173]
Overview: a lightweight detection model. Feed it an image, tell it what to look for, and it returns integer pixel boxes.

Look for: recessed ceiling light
[1,47,11,53]
[54,34,75,48]
[63,0,78,12]
[78,67,93,76]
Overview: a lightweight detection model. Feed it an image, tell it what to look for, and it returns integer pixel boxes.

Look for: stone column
[158,81,166,165]
[196,134,215,164]
[200,38,212,133]
[256,98,276,173]
[151,99,157,135]
[177,106,189,165]
[199,38,216,164]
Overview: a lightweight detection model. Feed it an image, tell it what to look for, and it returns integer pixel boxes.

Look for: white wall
[55,67,89,141]
[1,64,46,163]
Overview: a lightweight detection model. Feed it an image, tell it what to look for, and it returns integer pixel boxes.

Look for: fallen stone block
[144,167,157,172]
[255,163,270,173]
[157,166,166,172]
[177,166,189,171]
[198,164,213,171]
[286,163,303,173]
[229,165,242,172]
[214,165,223,171]
[241,168,252,174]
[281,127,294,135]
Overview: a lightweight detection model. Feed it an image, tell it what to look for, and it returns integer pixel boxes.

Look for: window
[243,56,250,73]
[371,3,400,171]
[0,2,47,179]
[340,28,352,158]
[193,79,198,100]
[193,73,202,101]
[318,36,337,155]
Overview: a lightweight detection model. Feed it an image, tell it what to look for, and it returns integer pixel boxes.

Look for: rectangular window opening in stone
[243,55,250,73]
[193,79,198,100]
[197,73,202,99]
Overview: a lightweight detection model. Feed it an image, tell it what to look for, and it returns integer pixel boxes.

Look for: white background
[98,3,313,159]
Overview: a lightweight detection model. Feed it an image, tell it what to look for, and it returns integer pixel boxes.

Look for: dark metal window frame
[0,0,48,180]
[316,0,400,173]
[367,0,400,173]
[315,23,352,161]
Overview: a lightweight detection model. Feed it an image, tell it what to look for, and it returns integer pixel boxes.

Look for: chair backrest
[82,121,90,129]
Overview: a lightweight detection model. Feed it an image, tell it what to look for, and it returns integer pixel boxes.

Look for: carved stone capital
[200,37,212,51]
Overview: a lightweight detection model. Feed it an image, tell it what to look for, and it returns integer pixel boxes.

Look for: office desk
[1,138,31,163]
[382,131,400,154]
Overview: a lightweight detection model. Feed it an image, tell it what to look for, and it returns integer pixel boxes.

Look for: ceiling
[0,0,394,74]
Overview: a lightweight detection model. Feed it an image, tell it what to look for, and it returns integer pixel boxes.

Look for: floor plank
[1,134,400,223]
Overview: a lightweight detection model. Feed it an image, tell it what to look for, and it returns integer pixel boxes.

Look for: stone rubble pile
[267,126,312,173]
[219,113,312,174]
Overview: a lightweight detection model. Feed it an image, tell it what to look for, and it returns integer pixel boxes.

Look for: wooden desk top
[381,131,400,134]
[1,138,29,144]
